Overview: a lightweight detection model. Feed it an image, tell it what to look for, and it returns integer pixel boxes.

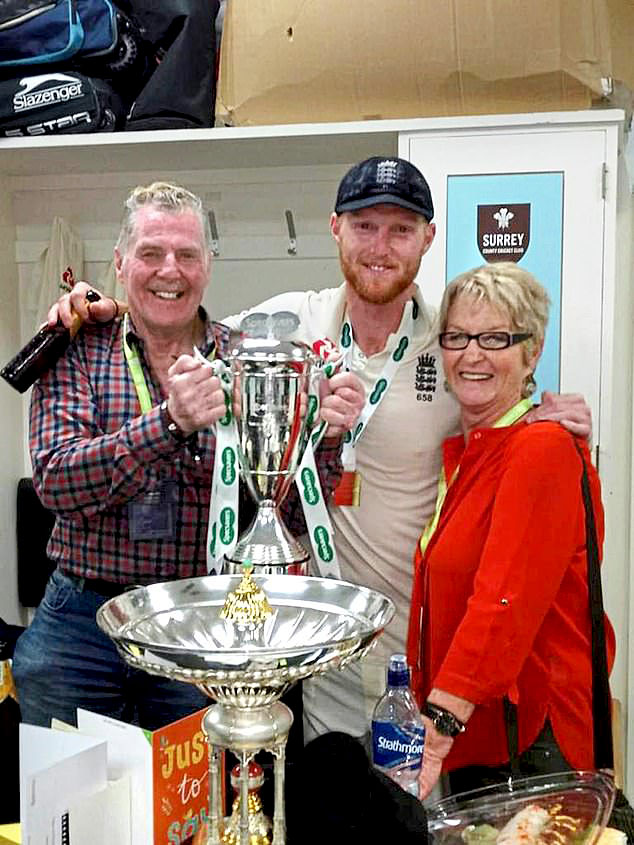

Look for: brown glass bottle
[0,290,100,394]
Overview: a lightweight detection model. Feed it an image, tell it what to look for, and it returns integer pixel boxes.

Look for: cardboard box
[216,0,634,126]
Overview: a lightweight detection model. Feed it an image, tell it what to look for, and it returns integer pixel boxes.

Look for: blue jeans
[12,569,209,730]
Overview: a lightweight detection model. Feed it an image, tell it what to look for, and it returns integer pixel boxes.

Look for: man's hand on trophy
[318,371,365,439]
[47,282,123,329]
[167,355,229,435]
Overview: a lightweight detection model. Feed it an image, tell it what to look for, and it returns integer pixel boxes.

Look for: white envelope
[68,775,131,844]
[76,709,153,845]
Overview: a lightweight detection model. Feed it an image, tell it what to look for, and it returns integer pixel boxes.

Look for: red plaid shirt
[30,312,342,584]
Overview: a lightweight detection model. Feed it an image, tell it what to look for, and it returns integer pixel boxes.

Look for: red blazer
[407,421,616,772]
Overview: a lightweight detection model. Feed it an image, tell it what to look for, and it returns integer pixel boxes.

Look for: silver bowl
[96,574,395,707]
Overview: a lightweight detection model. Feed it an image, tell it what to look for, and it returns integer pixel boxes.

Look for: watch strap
[422,702,466,737]
[159,399,191,443]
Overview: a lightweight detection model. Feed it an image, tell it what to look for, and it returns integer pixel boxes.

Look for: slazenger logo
[377,736,424,754]
[14,74,84,113]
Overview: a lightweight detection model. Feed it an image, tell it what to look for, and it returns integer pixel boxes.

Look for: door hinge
[601,162,608,200]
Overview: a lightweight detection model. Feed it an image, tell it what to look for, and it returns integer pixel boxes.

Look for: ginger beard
[338,246,423,305]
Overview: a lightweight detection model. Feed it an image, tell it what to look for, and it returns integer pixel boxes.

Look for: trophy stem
[272,744,286,845]
[225,501,309,574]
[208,741,223,844]
[239,751,251,845]
[203,701,294,845]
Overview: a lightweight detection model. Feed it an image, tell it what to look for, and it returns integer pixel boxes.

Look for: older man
[13,181,363,730]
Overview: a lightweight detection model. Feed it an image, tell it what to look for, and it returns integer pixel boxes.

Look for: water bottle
[371,653,425,797]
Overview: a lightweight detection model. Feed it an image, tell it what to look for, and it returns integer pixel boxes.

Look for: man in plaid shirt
[12,181,363,730]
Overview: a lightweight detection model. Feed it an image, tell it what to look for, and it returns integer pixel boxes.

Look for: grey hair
[439,262,550,363]
[115,181,212,255]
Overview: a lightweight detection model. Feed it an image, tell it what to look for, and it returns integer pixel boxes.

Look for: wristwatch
[160,399,190,443]
[422,702,466,737]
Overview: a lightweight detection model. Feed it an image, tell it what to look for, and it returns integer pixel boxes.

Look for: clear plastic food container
[427,771,616,845]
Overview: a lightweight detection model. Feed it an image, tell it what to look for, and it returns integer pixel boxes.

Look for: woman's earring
[444,379,452,393]
[522,373,537,398]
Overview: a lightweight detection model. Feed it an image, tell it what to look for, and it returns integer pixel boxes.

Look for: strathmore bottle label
[371,720,425,771]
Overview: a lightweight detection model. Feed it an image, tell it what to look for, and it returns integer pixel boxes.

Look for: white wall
[606,148,634,790]
[0,174,27,627]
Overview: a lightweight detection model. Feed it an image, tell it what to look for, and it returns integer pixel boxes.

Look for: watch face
[435,712,458,736]
[424,704,464,736]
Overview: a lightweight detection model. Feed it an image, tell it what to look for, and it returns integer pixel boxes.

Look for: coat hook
[207,210,220,257]
[285,209,297,256]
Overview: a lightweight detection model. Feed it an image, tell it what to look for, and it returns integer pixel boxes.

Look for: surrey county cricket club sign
[445,170,564,395]
[477,203,530,262]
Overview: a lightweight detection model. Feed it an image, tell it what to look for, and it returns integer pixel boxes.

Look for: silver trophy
[97,572,395,845]
[225,322,325,576]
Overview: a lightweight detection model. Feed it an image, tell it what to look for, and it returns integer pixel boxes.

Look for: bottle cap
[387,653,410,687]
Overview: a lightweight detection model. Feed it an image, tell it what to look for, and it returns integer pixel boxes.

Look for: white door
[401,116,634,792]
[401,124,609,440]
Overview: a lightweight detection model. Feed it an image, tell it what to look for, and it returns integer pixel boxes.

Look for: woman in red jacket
[406,262,615,799]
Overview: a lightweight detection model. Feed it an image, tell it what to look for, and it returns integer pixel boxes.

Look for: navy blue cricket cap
[334,156,434,222]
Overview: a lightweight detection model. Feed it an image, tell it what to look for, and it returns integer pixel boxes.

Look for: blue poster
[446,172,563,394]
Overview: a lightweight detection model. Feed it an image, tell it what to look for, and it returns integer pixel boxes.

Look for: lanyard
[122,312,215,412]
[122,313,153,413]
[339,299,416,471]
[418,397,534,556]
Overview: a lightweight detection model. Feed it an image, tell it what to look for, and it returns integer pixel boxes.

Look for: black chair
[0,478,56,824]
[17,477,56,609]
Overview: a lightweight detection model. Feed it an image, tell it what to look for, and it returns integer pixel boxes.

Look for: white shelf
[0,110,625,180]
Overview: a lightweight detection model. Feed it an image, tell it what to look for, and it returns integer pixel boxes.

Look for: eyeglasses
[439,331,533,350]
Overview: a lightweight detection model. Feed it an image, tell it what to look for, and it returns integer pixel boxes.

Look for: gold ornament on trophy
[220,561,273,627]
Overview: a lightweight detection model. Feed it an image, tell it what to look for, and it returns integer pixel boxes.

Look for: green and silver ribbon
[205,358,240,574]
[294,363,340,578]
[339,299,416,473]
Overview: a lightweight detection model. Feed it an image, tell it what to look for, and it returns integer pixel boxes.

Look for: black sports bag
[0,0,117,68]
[0,70,124,135]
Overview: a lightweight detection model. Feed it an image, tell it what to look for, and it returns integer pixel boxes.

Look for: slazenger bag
[0,0,118,68]
[0,70,124,135]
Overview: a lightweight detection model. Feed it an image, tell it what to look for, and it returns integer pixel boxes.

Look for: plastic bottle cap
[387,654,410,687]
